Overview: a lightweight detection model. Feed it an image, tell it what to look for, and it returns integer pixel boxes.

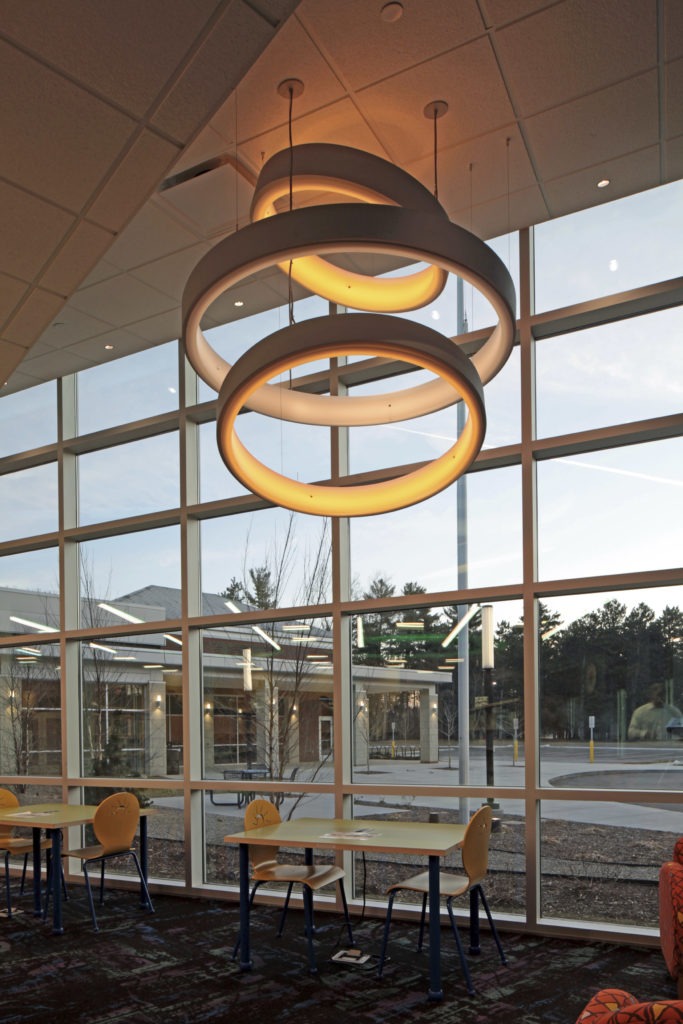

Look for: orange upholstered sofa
[660,837,683,998]
[577,989,683,1023]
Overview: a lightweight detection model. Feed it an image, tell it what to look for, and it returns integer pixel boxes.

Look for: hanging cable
[506,136,512,271]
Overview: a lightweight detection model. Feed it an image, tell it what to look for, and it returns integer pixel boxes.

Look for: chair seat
[253,861,345,890]
[387,868,469,898]
[63,843,133,862]
[0,836,51,855]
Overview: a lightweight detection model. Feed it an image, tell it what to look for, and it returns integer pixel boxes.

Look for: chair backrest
[244,798,281,869]
[93,792,140,855]
[461,804,493,886]
[0,788,20,840]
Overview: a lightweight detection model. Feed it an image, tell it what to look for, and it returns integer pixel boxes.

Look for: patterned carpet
[0,889,673,1024]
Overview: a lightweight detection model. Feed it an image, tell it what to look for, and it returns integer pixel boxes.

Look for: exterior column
[420,686,439,762]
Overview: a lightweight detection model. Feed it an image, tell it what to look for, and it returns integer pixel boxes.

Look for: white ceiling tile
[525,73,659,181]
[68,275,177,326]
[0,0,223,118]
[67,328,156,362]
[151,0,282,143]
[131,243,213,300]
[78,260,121,290]
[0,182,75,283]
[0,275,29,325]
[496,0,657,117]
[169,124,236,178]
[159,164,252,239]
[0,339,32,385]
[0,40,137,212]
[87,131,182,233]
[452,185,549,241]
[3,289,66,347]
[479,0,559,24]
[40,222,116,297]
[664,0,683,61]
[666,58,683,139]
[543,146,662,218]
[664,133,683,182]
[224,15,347,145]
[39,307,120,347]
[356,38,515,164]
[127,310,182,344]
[20,348,97,380]
[104,203,202,271]
[299,0,484,92]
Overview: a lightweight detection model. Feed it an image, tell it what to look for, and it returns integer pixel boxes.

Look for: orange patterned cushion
[577,989,683,1023]
[660,855,683,979]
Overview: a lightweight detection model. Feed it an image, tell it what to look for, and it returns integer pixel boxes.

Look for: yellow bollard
[589,738,594,763]
[513,738,519,764]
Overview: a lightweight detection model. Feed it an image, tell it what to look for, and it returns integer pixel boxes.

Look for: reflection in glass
[79,632,182,780]
[0,640,61,776]
[0,548,59,596]
[351,600,523,788]
[79,526,180,609]
[538,586,683,777]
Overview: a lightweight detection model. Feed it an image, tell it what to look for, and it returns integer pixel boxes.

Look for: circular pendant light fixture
[180,119,517,517]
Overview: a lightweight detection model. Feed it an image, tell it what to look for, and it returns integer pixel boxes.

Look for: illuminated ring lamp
[250,143,448,312]
[216,314,485,518]
[182,203,515,421]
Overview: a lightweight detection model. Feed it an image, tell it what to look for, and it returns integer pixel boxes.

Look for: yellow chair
[232,798,354,973]
[377,804,506,993]
[0,787,56,919]
[50,792,154,931]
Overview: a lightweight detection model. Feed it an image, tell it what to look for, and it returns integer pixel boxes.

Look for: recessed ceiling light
[381,1,403,21]
[234,299,244,307]
[609,259,619,272]
[431,310,440,320]
[597,178,610,188]
[168,386,177,394]
[104,344,114,350]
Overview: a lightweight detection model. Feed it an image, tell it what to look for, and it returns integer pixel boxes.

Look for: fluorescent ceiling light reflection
[441,604,481,648]
[164,634,183,646]
[356,616,365,649]
[144,664,163,669]
[396,621,424,630]
[16,647,41,655]
[114,656,136,661]
[542,624,562,640]
[89,642,117,654]
[224,601,281,650]
[10,615,55,633]
[282,624,311,632]
[98,603,145,624]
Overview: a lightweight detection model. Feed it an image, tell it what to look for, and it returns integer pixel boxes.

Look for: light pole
[481,604,498,811]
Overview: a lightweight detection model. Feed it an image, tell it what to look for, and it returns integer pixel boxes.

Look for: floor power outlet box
[331,949,371,966]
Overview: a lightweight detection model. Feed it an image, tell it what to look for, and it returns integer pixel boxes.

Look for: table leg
[238,843,252,970]
[139,814,149,907]
[51,827,64,935]
[31,828,42,916]
[427,854,443,1001]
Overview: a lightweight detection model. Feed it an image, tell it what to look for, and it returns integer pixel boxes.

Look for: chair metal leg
[99,859,105,905]
[377,891,396,977]
[475,884,507,964]
[338,879,354,945]
[19,853,28,896]
[231,881,260,960]
[446,897,475,996]
[416,892,428,952]
[130,851,154,913]
[82,862,99,932]
[4,851,12,918]
[277,881,295,937]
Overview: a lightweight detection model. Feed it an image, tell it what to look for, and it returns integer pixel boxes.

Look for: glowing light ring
[250,143,448,311]
[182,204,515,423]
[216,315,486,518]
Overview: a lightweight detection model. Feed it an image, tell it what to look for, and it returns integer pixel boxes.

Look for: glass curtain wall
[0,181,681,939]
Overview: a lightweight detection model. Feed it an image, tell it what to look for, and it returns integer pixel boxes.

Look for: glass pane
[197,293,331,403]
[537,438,682,579]
[77,342,178,434]
[540,799,682,927]
[200,510,331,612]
[201,615,334,781]
[200,414,330,504]
[535,180,683,312]
[348,794,524,918]
[351,599,524,787]
[79,526,181,618]
[0,639,61,776]
[350,464,522,593]
[0,463,58,542]
[535,307,683,437]
[78,432,179,525]
[79,631,182,780]
[539,586,683,781]
[0,381,57,456]
[0,548,59,599]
